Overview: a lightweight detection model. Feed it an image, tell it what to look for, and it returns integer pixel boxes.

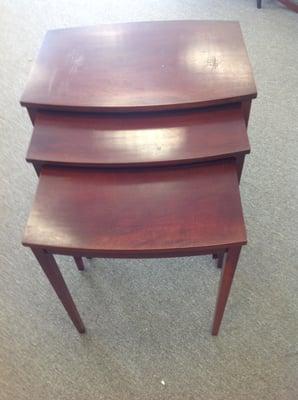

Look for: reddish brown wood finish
[30,244,243,334]
[23,161,246,256]
[241,99,252,127]
[217,252,225,268]
[26,104,250,171]
[278,0,298,12]
[24,160,246,334]
[212,246,241,335]
[74,256,85,271]
[32,248,85,333]
[20,20,253,336]
[20,21,257,114]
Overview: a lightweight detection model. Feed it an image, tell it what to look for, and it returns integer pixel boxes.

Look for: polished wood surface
[23,160,246,255]
[25,161,246,334]
[20,20,257,113]
[27,104,249,169]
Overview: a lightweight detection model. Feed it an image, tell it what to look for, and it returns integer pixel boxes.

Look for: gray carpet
[0,1,297,399]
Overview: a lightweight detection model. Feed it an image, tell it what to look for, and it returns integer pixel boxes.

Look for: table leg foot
[32,248,86,333]
[212,246,241,335]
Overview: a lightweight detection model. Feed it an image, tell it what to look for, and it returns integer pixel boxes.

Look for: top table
[20,20,257,114]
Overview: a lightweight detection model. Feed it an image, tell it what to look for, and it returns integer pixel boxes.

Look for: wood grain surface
[27,104,250,169]
[23,160,247,255]
[20,20,257,113]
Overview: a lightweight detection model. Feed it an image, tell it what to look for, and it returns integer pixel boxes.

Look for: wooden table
[27,104,250,179]
[21,20,257,125]
[21,20,257,335]
[23,160,246,335]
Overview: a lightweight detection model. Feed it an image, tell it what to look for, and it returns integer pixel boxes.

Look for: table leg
[27,107,37,124]
[217,252,225,268]
[241,99,252,127]
[32,248,86,333]
[74,256,85,271]
[235,154,245,182]
[212,246,241,335]
[212,251,225,267]
[257,0,262,9]
[33,163,41,176]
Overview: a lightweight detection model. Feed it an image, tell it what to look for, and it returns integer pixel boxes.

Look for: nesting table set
[21,21,257,335]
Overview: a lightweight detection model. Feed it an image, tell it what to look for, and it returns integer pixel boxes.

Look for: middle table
[26,104,249,179]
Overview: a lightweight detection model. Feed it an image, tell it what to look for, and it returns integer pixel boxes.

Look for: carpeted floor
[0,1,297,399]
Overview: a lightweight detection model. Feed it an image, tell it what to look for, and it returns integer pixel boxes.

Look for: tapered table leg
[32,248,86,333]
[217,252,225,268]
[212,246,241,335]
[235,154,245,182]
[74,256,85,271]
[241,99,252,127]
[212,252,224,267]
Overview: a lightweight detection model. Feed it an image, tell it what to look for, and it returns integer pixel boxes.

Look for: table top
[27,104,249,168]
[23,160,246,256]
[20,20,257,113]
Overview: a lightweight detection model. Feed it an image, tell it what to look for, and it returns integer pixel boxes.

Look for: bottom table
[23,160,246,335]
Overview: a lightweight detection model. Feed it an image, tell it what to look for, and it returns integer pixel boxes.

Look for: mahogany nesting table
[21,20,257,335]
[23,160,246,335]
[27,103,250,178]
